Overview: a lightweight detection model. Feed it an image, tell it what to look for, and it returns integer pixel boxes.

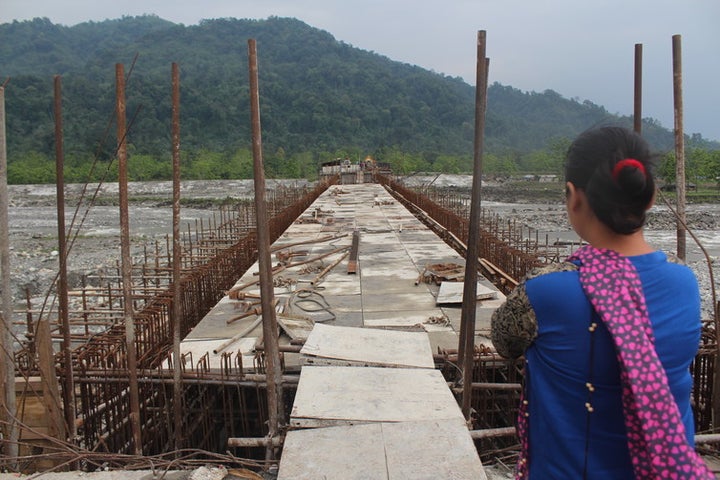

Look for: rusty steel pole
[170,62,184,450]
[672,34,686,261]
[116,63,143,455]
[53,76,76,441]
[0,83,19,465]
[248,39,283,459]
[460,31,489,420]
[633,44,643,134]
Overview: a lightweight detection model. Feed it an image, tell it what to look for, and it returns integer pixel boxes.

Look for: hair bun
[612,158,646,182]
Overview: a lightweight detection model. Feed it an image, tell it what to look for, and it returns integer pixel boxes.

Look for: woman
[491,126,712,479]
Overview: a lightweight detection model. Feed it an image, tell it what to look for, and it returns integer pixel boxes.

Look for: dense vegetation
[1,16,718,184]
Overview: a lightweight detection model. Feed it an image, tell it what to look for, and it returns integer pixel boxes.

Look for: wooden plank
[290,366,463,428]
[33,319,66,439]
[300,323,434,369]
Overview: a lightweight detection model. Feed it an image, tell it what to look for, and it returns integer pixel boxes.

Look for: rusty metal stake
[54,75,76,444]
[460,30,489,421]
[170,62,184,451]
[633,43,643,134]
[116,63,143,455]
[0,80,19,467]
[248,38,283,461]
[672,34,686,261]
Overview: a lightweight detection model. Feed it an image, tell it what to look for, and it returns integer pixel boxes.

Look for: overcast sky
[5,0,720,142]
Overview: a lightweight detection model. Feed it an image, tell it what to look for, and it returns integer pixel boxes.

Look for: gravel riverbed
[3,177,718,322]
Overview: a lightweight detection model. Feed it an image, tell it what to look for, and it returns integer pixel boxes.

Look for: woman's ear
[565,182,581,212]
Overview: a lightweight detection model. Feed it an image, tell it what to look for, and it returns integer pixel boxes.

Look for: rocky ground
[4,176,718,323]
[3,180,303,318]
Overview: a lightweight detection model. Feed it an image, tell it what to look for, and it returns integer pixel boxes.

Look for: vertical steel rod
[171,62,183,450]
[54,75,77,442]
[0,83,19,466]
[247,39,283,459]
[116,63,143,455]
[633,43,643,134]
[460,30,489,420]
[672,34,686,261]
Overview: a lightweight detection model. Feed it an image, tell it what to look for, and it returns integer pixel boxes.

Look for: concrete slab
[444,304,497,334]
[185,297,263,341]
[361,293,437,312]
[278,419,487,480]
[300,323,435,369]
[361,275,429,295]
[313,277,361,296]
[290,366,464,428]
[318,294,362,312]
[436,281,498,305]
[171,337,256,371]
[363,308,451,330]
[427,330,461,352]
[327,312,364,328]
[382,419,488,479]
[278,423,386,480]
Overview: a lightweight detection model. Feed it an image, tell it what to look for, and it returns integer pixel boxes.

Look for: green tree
[7,151,55,183]
[433,155,460,174]
[128,153,172,180]
[658,152,677,185]
[231,148,254,179]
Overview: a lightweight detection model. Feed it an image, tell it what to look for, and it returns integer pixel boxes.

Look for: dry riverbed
[4,177,719,322]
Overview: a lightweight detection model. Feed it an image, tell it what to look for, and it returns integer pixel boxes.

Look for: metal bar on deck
[347,230,360,274]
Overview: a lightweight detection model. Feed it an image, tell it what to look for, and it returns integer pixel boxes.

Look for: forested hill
[1,16,717,171]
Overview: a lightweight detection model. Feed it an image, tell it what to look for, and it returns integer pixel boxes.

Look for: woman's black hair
[564,126,656,235]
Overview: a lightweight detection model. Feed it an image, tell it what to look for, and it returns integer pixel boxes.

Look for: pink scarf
[516,245,712,479]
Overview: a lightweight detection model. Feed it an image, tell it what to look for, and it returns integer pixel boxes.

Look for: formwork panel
[300,323,434,369]
[290,366,463,428]
[278,419,487,480]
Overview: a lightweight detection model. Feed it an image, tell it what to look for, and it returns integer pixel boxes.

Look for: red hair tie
[612,158,645,181]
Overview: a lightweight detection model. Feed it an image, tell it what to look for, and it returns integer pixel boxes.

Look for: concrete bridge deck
[182,182,504,478]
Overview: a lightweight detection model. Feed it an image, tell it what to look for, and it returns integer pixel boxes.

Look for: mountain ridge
[1,15,717,167]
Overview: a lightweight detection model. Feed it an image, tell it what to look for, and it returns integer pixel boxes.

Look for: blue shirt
[493,251,701,479]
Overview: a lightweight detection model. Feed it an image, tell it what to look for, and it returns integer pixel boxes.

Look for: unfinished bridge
[2,172,717,477]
